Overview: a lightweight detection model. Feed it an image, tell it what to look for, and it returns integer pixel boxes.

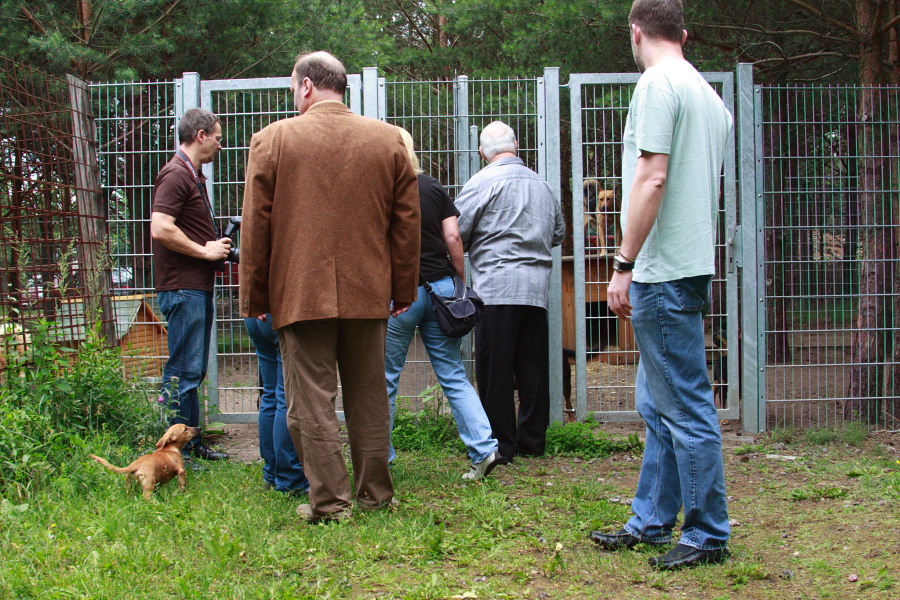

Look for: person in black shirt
[384,128,501,480]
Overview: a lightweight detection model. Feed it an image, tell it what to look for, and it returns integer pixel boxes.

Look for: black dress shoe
[191,444,229,461]
[649,543,730,570]
[181,452,207,472]
[589,528,665,551]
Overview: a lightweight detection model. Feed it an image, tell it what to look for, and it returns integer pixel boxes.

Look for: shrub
[0,322,162,499]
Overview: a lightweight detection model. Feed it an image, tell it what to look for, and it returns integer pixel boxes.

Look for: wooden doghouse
[56,295,168,380]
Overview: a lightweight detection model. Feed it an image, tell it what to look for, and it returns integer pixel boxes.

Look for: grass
[2,428,900,599]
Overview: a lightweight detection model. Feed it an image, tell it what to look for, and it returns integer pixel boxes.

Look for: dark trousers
[475,305,550,458]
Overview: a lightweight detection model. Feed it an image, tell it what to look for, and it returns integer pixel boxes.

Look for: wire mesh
[207,85,297,416]
[760,85,900,429]
[385,77,541,412]
[0,59,117,370]
[576,80,733,416]
[92,78,176,381]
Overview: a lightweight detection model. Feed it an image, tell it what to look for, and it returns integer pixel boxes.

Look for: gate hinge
[727,225,742,273]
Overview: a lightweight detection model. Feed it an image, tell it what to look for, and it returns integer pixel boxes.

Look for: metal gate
[568,72,741,422]
[181,69,563,423]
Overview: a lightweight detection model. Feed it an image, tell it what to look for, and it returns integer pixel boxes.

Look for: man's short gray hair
[178,108,220,145]
[479,121,517,161]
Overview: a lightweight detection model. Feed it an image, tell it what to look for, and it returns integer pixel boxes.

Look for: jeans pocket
[672,276,711,313]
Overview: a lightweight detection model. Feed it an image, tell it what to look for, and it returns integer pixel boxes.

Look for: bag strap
[422,275,467,299]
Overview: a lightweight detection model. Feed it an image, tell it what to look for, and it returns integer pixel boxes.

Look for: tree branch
[392,0,433,52]
[89,0,184,75]
[19,6,46,35]
[702,22,854,45]
[779,0,861,39]
[882,13,900,33]
[752,50,858,65]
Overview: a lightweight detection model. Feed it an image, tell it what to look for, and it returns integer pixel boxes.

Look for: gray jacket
[456,156,565,308]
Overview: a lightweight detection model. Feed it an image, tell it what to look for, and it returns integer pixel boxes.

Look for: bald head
[479,121,517,163]
[293,51,348,95]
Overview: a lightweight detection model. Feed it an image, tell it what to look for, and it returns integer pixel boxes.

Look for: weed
[545,421,643,458]
[392,386,465,455]
[804,421,868,446]
[789,485,848,501]
[0,322,160,499]
[734,444,765,456]
[725,562,768,586]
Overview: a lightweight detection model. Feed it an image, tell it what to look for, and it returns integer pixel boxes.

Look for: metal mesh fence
[384,76,541,412]
[760,85,900,429]
[0,59,117,370]
[573,77,735,418]
[205,82,298,416]
[92,79,177,380]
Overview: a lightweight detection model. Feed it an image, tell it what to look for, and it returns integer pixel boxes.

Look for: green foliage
[391,386,466,455]
[804,422,868,446]
[0,322,162,499]
[544,419,643,458]
[789,485,848,502]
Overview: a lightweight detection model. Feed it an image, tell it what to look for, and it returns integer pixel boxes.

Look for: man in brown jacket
[239,51,420,522]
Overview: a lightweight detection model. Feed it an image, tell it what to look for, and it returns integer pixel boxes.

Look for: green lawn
[1,429,899,599]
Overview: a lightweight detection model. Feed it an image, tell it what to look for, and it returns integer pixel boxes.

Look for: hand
[255,314,268,322]
[607,270,633,318]
[390,301,412,318]
[203,237,232,261]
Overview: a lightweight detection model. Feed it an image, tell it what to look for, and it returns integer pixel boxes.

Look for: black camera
[223,216,242,263]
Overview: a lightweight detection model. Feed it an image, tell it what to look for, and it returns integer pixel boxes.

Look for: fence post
[541,68,565,424]
[67,75,117,348]
[363,67,379,119]
[454,76,470,186]
[737,62,764,433]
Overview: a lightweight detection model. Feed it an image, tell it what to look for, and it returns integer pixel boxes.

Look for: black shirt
[417,174,459,285]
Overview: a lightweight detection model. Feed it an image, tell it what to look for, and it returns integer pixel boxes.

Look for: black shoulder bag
[423,275,486,338]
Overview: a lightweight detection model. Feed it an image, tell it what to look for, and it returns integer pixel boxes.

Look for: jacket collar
[303,100,351,115]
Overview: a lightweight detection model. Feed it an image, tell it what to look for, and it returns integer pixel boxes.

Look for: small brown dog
[91,423,201,500]
[583,180,621,255]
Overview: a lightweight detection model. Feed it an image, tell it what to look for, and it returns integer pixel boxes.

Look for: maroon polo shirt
[151,156,218,292]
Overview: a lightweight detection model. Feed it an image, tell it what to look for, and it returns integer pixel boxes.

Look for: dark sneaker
[649,543,730,570]
[191,444,229,461]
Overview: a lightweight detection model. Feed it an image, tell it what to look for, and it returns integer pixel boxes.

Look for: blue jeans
[624,275,730,550]
[159,289,213,448]
[385,276,498,464]
[245,317,310,494]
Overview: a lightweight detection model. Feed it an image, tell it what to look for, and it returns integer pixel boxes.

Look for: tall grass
[0,322,161,499]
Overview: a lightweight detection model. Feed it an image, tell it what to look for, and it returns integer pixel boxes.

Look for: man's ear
[479,147,487,162]
[681,29,688,45]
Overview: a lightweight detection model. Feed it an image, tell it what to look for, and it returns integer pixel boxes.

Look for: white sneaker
[462,450,502,480]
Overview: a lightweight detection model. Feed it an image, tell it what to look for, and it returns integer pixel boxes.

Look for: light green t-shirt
[621,58,733,283]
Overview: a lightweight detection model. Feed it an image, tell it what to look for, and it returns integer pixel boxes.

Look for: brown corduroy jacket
[239,101,420,329]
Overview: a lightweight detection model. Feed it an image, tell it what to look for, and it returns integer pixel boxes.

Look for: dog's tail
[90,455,133,474]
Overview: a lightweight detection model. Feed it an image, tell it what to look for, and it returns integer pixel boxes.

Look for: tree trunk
[846,0,898,423]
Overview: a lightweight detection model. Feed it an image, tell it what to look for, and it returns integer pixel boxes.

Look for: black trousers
[475,305,550,458]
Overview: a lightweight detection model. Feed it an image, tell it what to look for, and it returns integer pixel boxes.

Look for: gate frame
[567,71,742,425]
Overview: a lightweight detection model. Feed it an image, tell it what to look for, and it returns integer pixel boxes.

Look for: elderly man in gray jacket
[455,120,566,463]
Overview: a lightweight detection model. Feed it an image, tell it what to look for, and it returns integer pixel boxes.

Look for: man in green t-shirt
[590,0,733,570]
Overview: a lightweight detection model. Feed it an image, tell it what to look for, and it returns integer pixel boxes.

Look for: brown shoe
[296,503,352,524]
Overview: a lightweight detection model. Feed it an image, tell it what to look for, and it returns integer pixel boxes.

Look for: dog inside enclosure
[90,423,201,500]
[583,180,620,256]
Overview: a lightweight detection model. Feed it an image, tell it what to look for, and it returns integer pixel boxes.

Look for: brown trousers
[279,318,393,517]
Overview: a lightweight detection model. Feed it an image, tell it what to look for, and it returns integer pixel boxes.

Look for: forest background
[2,0,898,86]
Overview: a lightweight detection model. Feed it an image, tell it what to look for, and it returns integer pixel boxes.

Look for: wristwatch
[613,254,636,273]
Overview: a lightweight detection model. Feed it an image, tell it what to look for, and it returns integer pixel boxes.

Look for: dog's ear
[156,432,174,449]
